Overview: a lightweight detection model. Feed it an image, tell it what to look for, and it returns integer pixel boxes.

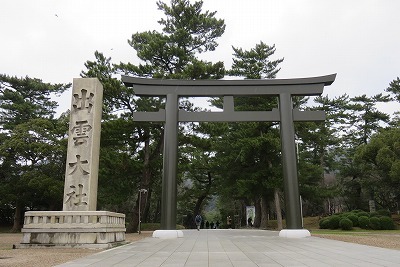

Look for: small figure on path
[248,217,253,227]
[210,221,214,229]
[227,216,232,229]
[195,214,202,231]
[216,221,220,229]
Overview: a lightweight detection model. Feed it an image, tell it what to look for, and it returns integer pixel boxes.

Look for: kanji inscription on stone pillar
[63,78,103,211]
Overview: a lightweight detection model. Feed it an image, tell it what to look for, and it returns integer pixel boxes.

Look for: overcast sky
[1,0,399,115]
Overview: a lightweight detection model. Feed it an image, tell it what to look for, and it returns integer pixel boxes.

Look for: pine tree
[229,42,283,79]
[386,77,400,102]
[205,42,284,228]
[0,74,69,231]
[81,0,227,232]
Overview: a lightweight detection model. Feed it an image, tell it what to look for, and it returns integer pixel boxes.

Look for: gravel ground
[0,232,152,267]
[1,231,400,266]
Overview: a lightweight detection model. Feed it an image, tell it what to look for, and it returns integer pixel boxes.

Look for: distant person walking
[195,214,202,231]
[227,216,232,229]
[247,217,253,227]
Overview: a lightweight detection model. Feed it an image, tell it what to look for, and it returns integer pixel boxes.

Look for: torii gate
[122,74,336,238]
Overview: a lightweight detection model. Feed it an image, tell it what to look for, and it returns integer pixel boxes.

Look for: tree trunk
[253,198,261,228]
[274,188,283,230]
[11,203,23,233]
[143,189,152,222]
[153,198,161,223]
[128,135,152,233]
[128,188,149,233]
[128,197,140,233]
[193,172,213,217]
[193,195,206,218]
[260,195,269,229]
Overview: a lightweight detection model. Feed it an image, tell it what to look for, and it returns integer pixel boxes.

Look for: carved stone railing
[19,211,126,248]
[23,211,125,229]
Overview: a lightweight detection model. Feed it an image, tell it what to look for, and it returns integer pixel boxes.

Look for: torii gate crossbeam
[122,74,336,234]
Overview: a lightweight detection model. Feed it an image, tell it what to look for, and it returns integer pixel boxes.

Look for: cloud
[1,0,399,115]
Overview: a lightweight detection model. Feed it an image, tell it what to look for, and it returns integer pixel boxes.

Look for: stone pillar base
[16,211,126,249]
[152,230,184,239]
[279,229,311,238]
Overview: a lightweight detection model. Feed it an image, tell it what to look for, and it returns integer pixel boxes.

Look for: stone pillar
[18,78,126,248]
[62,78,103,211]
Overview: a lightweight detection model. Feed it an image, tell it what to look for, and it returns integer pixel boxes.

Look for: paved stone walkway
[57,229,400,267]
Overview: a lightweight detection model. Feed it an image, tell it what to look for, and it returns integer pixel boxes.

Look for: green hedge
[328,215,341,229]
[369,217,381,230]
[339,218,353,230]
[347,214,359,227]
[319,218,330,229]
[358,216,370,229]
[318,210,396,230]
[357,211,370,218]
[380,216,395,230]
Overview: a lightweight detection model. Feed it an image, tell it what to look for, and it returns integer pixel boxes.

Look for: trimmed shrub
[328,215,341,230]
[319,218,330,229]
[370,212,379,218]
[347,214,359,227]
[369,217,381,230]
[380,216,395,230]
[357,212,370,218]
[339,218,353,230]
[358,216,370,229]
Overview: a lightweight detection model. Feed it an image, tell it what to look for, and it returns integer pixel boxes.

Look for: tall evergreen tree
[81,0,226,232]
[117,0,225,79]
[339,94,391,211]
[205,42,284,228]
[386,77,400,102]
[0,74,69,231]
[229,42,283,79]
[297,94,352,214]
[354,127,400,211]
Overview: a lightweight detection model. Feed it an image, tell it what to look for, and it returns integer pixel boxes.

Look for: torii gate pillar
[161,93,179,230]
[279,93,302,229]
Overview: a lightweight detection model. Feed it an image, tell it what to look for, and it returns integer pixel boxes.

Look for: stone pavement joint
[56,229,400,267]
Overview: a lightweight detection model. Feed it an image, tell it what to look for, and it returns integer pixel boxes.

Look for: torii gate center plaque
[122,74,336,235]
